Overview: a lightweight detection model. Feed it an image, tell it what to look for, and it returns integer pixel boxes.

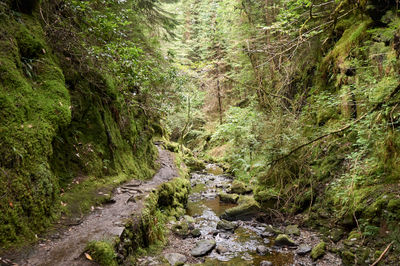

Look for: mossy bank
[0,1,156,248]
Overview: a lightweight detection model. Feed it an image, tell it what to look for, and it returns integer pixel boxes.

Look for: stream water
[185,166,294,265]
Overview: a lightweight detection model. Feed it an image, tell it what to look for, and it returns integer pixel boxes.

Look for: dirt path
[3,145,177,266]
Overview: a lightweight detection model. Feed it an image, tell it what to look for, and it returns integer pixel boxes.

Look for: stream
[138,164,341,266]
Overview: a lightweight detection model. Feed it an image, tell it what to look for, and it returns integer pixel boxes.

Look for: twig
[371,241,394,266]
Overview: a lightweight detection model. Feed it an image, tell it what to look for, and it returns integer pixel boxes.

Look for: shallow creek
[138,164,341,266]
[186,166,293,265]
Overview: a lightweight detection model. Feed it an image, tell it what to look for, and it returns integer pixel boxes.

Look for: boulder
[219,192,239,204]
[260,261,273,266]
[220,197,260,221]
[274,234,296,246]
[191,240,216,257]
[229,180,252,194]
[216,220,237,231]
[311,241,326,260]
[285,224,300,236]
[164,253,187,266]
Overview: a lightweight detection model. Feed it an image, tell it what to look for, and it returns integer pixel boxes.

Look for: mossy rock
[330,228,345,243]
[285,225,300,236]
[229,180,252,195]
[274,234,296,246]
[86,241,118,266]
[219,192,239,204]
[310,241,326,260]
[220,197,260,221]
[341,250,355,266]
[254,188,278,208]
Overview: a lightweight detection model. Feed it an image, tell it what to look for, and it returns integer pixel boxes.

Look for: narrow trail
[4,145,178,266]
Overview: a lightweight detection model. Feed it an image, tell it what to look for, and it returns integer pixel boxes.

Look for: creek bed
[137,164,341,266]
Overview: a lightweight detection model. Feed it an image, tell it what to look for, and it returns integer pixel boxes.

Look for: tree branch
[269,83,400,166]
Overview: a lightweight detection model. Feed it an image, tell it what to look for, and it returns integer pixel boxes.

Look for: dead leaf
[84,253,93,261]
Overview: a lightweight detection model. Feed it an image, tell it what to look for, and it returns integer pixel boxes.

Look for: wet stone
[216,245,229,254]
[261,231,274,238]
[260,261,273,266]
[296,244,312,255]
[191,239,216,257]
[256,245,270,256]
[164,253,187,266]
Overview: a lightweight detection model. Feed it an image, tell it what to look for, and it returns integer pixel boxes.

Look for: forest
[1,0,400,265]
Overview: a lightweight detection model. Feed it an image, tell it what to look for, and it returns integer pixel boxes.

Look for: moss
[220,196,260,221]
[254,187,279,208]
[86,241,118,266]
[0,10,71,247]
[219,192,239,204]
[311,241,326,260]
[117,174,191,262]
[341,250,355,266]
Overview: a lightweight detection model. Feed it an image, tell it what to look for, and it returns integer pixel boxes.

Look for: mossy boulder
[220,197,260,221]
[274,234,297,246]
[310,241,326,260]
[229,180,252,194]
[216,220,237,231]
[219,192,239,204]
[254,188,278,208]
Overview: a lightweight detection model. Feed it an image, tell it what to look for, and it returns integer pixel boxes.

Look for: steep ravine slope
[0,1,156,248]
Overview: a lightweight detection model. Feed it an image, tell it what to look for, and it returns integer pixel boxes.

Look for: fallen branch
[269,83,400,166]
[371,241,394,266]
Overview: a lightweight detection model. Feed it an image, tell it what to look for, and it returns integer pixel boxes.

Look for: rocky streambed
[137,165,342,265]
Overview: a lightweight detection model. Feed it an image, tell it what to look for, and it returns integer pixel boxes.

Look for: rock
[285,224,300,236]
[256,245,270,256]
[190,228,201,238]
[260,261,273,266]
[264,224,282,235]
[216,220,236,231]
[164,253,187,266]
[274,234,296,246]
[219,192,239,203]
[261,231,274,238]
[220,197,260,221]
[172,222,190,238]
[310,241,326,260]
[216,245,229,254]
[296,244,312,255]
[229,180,252,194]
[191,239,216,257]
[330,228,345,242]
